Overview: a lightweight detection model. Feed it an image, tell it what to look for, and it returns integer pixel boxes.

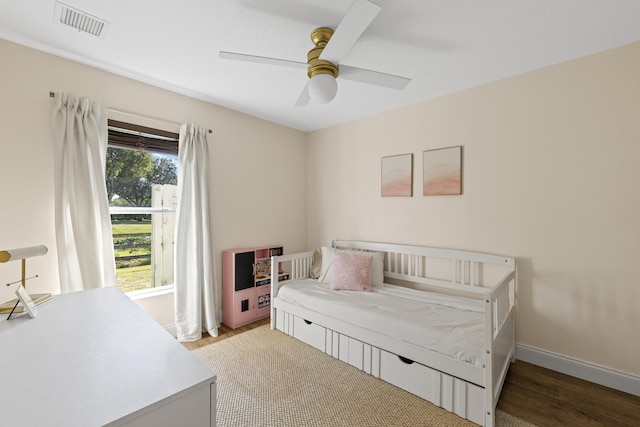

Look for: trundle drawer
[379,350,484,425]
[292,317,326,352]
[380,350,440,402]
[325,331,380,375]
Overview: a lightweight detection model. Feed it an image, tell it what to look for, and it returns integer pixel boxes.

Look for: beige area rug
[192,325,535,427]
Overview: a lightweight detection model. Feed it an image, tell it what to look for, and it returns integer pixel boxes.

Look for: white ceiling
[1,0,639,132]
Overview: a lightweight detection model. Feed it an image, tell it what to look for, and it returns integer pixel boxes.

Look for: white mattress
[276,279,486,366]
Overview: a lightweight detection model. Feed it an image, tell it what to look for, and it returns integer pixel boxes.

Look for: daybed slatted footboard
[270,241,516,427]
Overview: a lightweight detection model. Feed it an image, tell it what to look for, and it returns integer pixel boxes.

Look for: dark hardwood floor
[498,361,639,427]
[184,318,639,427]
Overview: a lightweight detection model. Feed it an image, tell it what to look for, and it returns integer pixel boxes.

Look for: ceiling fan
[219,0,411,106]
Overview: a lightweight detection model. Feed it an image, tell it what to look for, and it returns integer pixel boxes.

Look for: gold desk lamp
[0,245,52,315]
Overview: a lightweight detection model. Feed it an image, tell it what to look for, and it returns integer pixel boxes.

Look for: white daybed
[270,240,516,427]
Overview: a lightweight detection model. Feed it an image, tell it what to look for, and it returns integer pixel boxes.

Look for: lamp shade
[308,73,337,104]
[0,245,48,263]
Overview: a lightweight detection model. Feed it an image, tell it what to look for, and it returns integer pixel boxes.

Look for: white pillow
[318,246,335,283]
[319,246,384,288]
[367,251,385,288]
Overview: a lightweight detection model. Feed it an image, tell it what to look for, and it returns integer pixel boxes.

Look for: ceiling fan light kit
[308,73,338,104]
[306,27,339,104]
[219,0,411,106]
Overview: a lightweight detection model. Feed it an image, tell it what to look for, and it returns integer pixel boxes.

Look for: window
[105,120,179,294]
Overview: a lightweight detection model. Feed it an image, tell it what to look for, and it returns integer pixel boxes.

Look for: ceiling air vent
[54,1,109,38]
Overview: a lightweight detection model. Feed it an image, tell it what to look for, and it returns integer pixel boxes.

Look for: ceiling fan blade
[295,83,311,107]
[319,0,381,64]
[339,65,411,90]
[219,51,307,70]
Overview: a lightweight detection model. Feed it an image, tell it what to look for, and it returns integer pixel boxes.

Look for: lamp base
[0,293,52,314]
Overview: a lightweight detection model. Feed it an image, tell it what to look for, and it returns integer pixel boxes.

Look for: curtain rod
[49,91,212,134]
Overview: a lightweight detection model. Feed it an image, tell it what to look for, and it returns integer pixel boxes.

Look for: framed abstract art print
[422,146,462,196]
[381,154,413,197]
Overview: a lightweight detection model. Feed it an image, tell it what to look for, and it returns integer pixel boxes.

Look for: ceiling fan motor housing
[307,27,338,79]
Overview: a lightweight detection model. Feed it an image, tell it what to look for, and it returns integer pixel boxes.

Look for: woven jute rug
[192,325,535,427]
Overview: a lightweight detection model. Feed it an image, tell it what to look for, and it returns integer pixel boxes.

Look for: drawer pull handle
[303,319,312,325]
[398,356,415,365]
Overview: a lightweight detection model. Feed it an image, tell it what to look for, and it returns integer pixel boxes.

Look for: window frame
[107,120,179,298]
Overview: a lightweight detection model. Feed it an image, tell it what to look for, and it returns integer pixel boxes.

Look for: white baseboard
[164,324,177,338]
[516,344,640,397]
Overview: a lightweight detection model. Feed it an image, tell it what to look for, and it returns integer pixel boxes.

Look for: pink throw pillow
[330,253,373,292]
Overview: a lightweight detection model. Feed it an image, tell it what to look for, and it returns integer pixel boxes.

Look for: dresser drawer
[292,316,326,352]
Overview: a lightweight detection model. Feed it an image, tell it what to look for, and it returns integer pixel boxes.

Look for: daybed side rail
[490,270,516,334]
[270,251,314,298]
[271,251,313,330]
[484,269,516,427]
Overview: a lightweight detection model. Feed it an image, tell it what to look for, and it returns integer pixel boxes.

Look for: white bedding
[276,279,486,366]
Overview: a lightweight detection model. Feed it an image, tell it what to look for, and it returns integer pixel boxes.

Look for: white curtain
[175,123,219,342]
[51,92,117,293]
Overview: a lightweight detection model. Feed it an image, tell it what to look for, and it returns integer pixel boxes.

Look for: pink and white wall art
[381,154,413,197]
[422,146,462,196]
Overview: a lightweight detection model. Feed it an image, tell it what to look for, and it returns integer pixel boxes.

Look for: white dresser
[0,287,216,427]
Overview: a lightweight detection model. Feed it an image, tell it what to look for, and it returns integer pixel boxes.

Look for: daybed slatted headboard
[332,240,515,294]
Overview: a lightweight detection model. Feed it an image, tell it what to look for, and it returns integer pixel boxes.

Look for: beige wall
[2,35,638,377]
[307,42,640,376]
[0,39,307,326]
